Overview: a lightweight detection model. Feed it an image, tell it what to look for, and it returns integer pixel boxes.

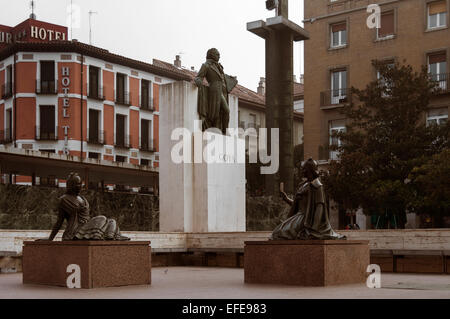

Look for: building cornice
[0,41,192,82]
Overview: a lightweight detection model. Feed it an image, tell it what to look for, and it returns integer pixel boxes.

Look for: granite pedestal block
[244,240,370,286]
[23,241,151,289]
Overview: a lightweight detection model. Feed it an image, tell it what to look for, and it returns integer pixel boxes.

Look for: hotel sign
[62,66,71,155]
[0,25,67,45]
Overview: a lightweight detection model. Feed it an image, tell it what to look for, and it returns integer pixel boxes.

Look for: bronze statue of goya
[41,173,129,241]
[195,48,237,135]
[271,159,346,241]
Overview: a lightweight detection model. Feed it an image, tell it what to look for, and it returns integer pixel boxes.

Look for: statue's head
[302,158,320,181]
[207,48,220,62]
[66,172,82,195]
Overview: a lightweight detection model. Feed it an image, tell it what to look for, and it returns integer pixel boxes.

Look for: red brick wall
[129,77,139,106]
[103,70,114,101]
[16,62,37,93]
[103,104,114,145]
[16,97,36,140]
[130,109,139,149]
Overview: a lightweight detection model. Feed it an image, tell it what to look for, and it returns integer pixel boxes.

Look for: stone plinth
[244,240,370,286]
[159,81,245,232]
[23,241,151,289]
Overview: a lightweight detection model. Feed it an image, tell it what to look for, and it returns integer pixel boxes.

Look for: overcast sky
[1,0,305,90]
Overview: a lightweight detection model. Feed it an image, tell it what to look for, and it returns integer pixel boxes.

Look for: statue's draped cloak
[196,59,237,132]
[57,194,123,241]
[271,179,346,240]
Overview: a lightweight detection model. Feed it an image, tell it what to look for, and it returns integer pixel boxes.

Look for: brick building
[303,0,450,161]
[0,18,191,187]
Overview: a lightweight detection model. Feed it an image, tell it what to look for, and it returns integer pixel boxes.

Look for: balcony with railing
[140,138,156,152]
[0,129,12,144]
[1,82,13,99]
[430,73,449,94]
[35,126,58,141]
[115,91,131,106]
[36,80,57,95]
[115,134,131,149]
[88,86,106,100]
[320,88,351,108]
[87,129,105,145]
[140,95,154,111]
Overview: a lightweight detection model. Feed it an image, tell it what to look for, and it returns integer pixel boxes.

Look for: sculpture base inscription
[22,241,151,289]
[244,240,370,286]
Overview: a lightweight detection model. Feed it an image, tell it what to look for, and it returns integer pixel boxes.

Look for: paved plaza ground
[1,267,450,299]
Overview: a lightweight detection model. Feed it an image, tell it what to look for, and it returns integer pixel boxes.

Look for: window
[427,108,448,126]
[140,158,151,167]
[294,100,304,112]
[88,66,102,99]
[428,1,447,29]
[376,62,395,95]
[377,11,395,39]
[39,61,56,94]
[38,105,56,140]
[329,119,346,160]
[331,69,347,104]
[115,114,128,148]
[2,65,13,99]
[428,52,447,90]
[140,119,153,152]
[88,152,100,159]
[116,73,129,105]
[141,79,152,110]
[330,22,347,48]
[88,109,102,144]
[248,114,257,129]
[116,155,127,163]
[1,109,12,143]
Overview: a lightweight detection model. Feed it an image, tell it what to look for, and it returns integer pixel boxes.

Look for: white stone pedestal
[159,81,246,232]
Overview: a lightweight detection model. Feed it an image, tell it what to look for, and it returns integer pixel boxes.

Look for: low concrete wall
[2,229,450,255]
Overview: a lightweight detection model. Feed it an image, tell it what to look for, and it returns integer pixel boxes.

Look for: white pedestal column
[159,81,246,232]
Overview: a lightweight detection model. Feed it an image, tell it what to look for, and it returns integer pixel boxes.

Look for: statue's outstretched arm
[48,209,64,241]
[281,191,294,206]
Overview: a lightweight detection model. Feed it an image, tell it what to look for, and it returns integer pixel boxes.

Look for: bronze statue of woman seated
[41,173,129,241]
[271,159,346,241]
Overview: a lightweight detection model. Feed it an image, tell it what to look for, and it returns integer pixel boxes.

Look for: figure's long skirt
[74,216,121,240]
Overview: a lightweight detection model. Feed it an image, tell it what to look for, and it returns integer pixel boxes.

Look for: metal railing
[140,138,156,152]
[87,129,105,145]
[321,88,351,107]
[140,95,154,111]
[0,129,12,144]
[430,73,449,93]
[1,82,13,99]
[35,126,58,141]
[88,86,106,100]
[115,91,131,106]
[115,134,131,148]
[36,80,57,94]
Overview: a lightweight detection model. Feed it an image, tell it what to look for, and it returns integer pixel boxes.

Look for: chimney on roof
[257,77,266,95]
[299,74,304,84]
[174,55,182,68]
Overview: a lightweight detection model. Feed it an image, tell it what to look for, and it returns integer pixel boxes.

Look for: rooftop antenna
[88,10,98,45]
[29,0,36,19]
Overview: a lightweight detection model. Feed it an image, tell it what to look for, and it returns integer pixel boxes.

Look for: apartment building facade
[0,20,193,181]
[304,0,450,161]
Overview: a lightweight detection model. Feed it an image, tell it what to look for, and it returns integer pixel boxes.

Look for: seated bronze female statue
[42,173,129,241]
[271,158,346,241]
